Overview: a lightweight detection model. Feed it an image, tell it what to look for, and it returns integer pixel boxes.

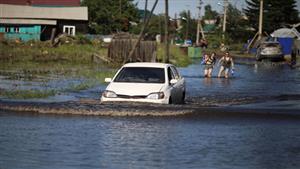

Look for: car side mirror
[170,79,178,84]
[104,78,112,83]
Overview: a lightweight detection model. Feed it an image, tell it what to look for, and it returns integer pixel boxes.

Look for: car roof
[262,41,280,44]
[122,62,174,68]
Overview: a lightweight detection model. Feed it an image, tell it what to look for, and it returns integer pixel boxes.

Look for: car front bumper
[258,54,284,59]
[101,97,169,104]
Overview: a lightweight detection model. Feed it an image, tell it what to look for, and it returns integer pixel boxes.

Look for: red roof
[0,0,80,6]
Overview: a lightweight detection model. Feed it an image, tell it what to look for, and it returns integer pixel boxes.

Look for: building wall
[57,20,88,35]
[0,25,41,41]
[0,0,80,6]
[0,20,88,41]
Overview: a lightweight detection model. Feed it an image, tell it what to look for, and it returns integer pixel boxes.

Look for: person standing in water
[218,52,235,78]
[203,52,216,78]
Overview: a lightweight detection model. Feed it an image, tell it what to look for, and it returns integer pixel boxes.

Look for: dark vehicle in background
[256,41,284,61]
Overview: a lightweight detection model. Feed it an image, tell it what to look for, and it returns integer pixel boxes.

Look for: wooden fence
[108,39,157,63]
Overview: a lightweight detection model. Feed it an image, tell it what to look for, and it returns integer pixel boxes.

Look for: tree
[226,4,252,43]
[131,13,161,38]
[244,0,299,33]
[81,0,139,34]
[178,11,197,42]
[203,4,219,20]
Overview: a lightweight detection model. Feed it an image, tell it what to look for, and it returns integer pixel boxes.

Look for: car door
[170,66,185,102]
[167,67,178,103]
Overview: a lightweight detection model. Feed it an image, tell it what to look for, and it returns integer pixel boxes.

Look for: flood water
[181,59,300,109]
[1,60,300,169]
[1,111,300,169]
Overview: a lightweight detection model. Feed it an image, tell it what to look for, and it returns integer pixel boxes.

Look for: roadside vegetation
[157,44,191,67]
[0,37,117,99]
[0,37,106,64]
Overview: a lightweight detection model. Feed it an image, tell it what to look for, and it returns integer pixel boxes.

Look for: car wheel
[256,54,262,61]
[180,92,185,104]
[168,97,173,104]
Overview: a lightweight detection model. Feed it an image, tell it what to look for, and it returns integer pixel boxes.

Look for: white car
[101,62,185,104]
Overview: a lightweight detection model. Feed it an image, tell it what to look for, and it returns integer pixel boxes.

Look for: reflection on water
[0,112,300,169]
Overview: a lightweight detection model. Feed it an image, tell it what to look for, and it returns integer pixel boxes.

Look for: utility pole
[196,0,205,45]
[143,0,148,24]
[258,0,263,40]
[222,0,228,39]
[165,0,170,63]
[185,10,190,41]
[246,0,264,53]
[119,0,122,16]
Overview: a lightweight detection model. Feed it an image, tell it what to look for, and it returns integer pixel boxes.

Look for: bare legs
[204,68,213,78]
[218,66,229,78]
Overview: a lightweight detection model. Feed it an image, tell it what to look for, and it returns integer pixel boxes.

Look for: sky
[134,0,300,18]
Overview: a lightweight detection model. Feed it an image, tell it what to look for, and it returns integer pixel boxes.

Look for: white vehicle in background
[256,41,284,61]
[101,62,185,104]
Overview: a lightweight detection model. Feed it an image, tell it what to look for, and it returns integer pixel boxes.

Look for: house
[203,19,217,33]
[0,3,88,41]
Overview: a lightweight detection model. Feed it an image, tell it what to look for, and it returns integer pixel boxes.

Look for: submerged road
[0,59,300,116]
[1,59,300,169]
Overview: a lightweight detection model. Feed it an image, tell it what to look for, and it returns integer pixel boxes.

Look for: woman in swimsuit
[203,52,216,78]
[218,52,234,78]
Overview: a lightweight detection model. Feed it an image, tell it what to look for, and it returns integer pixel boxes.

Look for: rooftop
[0,4,88,21]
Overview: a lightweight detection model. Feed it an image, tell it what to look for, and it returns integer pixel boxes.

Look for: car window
[114,67,165,83]
[167,67,175,81]
[170,66,180,79]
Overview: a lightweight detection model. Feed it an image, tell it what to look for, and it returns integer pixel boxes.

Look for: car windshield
[262,43,280,48]
[114,67,165,83]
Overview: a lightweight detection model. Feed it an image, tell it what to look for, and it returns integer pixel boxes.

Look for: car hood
[106,82,165,96]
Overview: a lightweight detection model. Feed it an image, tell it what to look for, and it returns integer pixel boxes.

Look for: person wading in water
[203,52,216,78]
[218,52,235,78]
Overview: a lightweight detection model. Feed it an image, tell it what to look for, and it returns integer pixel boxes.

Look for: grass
[0,41,108,64]
[157,44,191,67]
[0,61,116,99]
[0,89,56,99]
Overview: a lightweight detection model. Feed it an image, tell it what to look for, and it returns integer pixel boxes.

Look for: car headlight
[261,50,267,54]
[147,92,165,100]
[102,90,117,98]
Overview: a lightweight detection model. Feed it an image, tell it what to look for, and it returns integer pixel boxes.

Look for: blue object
[185,39,192,45]
[201,57,205,65]
[231,69,235,76]
[277,38,293,55]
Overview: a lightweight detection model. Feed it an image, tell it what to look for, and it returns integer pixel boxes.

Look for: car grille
[116,94,147,99]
